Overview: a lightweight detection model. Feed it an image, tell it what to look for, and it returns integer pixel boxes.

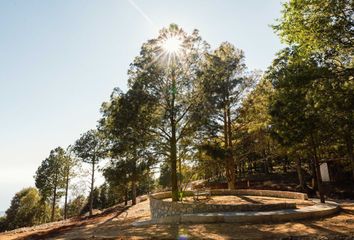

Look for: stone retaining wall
[149,189,307,219]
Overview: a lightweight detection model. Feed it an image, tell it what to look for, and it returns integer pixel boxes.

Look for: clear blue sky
[0,0,284,210]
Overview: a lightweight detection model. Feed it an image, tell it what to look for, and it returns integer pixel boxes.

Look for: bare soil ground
[0,200,353,240]
[163,195,314,208]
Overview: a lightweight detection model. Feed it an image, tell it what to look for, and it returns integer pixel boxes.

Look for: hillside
[0,197,353,240]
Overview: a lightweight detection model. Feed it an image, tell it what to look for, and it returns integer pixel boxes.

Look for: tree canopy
[3,4,354,230]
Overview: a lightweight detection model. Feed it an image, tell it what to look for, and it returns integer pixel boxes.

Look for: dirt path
[0,200,353,240]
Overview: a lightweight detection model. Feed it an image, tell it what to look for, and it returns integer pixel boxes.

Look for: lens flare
[162,36,182,54]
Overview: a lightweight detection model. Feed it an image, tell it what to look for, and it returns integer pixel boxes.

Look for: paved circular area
[134,199,340,226]
[149,189,310,219]
[139,189,340,226]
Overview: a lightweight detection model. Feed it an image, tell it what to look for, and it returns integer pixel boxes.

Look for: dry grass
[0,199,353,240]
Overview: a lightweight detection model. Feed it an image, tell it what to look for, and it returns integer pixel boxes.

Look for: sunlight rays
[162,36,183,55]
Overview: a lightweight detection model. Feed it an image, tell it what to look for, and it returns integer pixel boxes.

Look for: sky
[0,0,285,211]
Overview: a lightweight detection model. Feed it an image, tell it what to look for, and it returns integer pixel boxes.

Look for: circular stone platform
[132,189,340,226]
[162,195,314,208]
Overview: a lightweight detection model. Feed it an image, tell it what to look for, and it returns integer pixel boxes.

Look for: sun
[162,36,183,54]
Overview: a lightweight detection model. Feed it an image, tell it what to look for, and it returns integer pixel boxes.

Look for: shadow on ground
[9,201,354,240]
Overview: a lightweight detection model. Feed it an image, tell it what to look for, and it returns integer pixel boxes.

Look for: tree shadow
[306,222,348,237]
[341,207,354,215]
[18,205,130,240]
[238,195,262,204]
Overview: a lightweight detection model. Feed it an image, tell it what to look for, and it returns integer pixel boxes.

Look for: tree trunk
[227,178,235,189]
[313,156,325,203]
[264,150,269,174]
[296,158,304,190]
[283,156,288,173]
[89,159,95,216]
[64,173,69,220]
[223,106,235,190]
[311,134,325,203]
[345,133,354,180]
[124,188,128,206]
[247,158,252,174]
[267,139,273,173]
[132,180,137,205]
[310,158,317,190]
[171,124,178,201]
[240,161,245,177]
[51,184,57,222]
[170,71,179,202]
[227,106,236,189]
[131,159,137,205]
[226,155,236,189]
[178,155,182,190]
